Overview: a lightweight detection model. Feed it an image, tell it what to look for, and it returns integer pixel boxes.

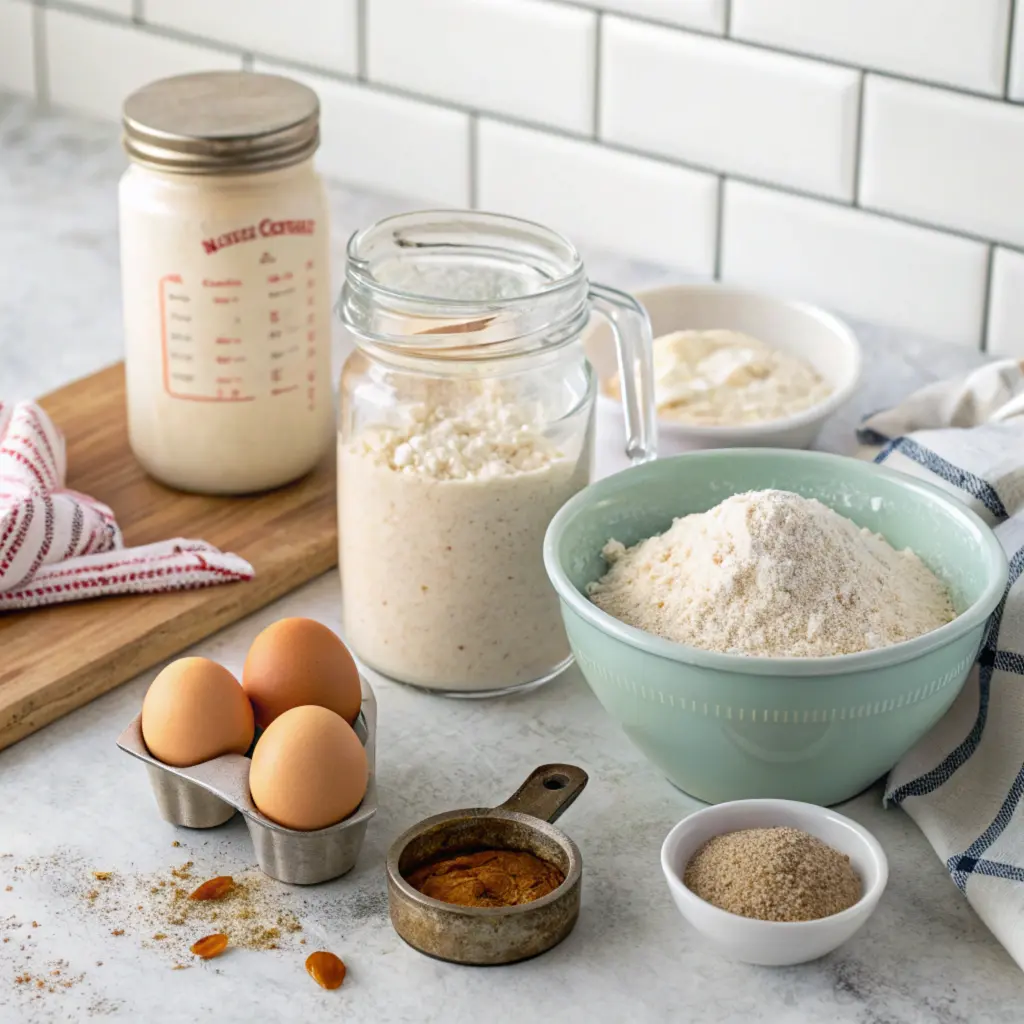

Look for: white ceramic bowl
[660,799,888,966]
[589,284,862,459]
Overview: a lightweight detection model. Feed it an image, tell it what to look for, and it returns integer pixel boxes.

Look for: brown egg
[141,657,254,768]
[242,617,361,729]
[248,705,368,831]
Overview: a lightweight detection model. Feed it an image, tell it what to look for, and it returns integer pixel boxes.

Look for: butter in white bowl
[588,284,862,461]
[607,328,832,426]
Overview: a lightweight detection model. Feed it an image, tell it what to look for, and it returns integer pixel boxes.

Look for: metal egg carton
[116,677,377,885]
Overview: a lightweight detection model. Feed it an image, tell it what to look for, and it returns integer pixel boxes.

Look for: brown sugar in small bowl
[386,764,587,966]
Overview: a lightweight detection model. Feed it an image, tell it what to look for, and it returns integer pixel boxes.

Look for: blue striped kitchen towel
[856,358,1024,970]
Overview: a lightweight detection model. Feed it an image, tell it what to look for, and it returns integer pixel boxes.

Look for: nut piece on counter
[188,876,234,902]
[305,950,346,990]
[190,933,229,960]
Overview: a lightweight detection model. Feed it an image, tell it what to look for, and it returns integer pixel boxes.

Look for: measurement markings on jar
[304,259,318,411]
[262,263,309,401]
[159,273,256,402]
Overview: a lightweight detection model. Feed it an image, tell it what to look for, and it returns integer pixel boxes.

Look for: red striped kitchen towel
[0,400,253,610]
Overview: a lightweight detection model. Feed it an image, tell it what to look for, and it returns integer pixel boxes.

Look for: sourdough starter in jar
[339,385,590,692]
[119,72,333,494]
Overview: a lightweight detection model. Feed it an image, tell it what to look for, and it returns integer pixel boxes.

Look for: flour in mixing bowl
[587,489,955,657]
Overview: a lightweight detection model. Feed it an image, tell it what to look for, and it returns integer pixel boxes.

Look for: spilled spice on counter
[683,826,862,922]
[4,852,305,968]
[125,864,301,957]
[406,849,565,908]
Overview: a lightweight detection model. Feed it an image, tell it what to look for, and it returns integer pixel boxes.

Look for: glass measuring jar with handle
[119,71,334,494]
[337,211,656,697]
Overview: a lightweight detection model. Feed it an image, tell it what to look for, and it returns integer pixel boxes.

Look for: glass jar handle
[588,282,658,464]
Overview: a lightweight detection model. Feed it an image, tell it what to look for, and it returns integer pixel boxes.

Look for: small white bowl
[660,799,888,967]
[589,284,862,458]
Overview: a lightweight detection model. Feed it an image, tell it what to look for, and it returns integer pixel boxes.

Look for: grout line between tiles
[132,0,143,24]
[979,245,996,352]
[31,3,48,108]
[468,114,479,209]
[713,176,726,281]
[723,0,732,36]
[241,52,254,72]
[1004,0,1018,98]
[557,0,724,39]
[851,71,866,205]
[44,0,244,58]
[592,11,602,139]
[46,0,133,25]
[356,0,367,82]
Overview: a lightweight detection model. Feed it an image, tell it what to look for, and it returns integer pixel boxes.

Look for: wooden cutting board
[0,364,338,753]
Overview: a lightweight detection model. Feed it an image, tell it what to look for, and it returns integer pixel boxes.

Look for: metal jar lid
[122,70,320,174]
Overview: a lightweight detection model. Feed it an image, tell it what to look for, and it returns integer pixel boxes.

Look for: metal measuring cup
[386,763,588,966]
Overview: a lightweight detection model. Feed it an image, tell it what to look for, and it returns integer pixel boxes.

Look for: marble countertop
[1,94,1018,1024]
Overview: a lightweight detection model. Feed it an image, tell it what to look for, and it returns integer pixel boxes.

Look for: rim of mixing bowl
[543,449,1009,678]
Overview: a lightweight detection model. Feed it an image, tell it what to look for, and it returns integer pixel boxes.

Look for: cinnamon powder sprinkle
[683,826,861,922]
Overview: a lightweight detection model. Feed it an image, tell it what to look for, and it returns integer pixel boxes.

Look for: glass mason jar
[337,211,656,697]
[119,71,334,494]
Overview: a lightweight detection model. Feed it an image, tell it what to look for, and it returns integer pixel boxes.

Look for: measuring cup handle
[588,282,658,464]
[495,764,589,824]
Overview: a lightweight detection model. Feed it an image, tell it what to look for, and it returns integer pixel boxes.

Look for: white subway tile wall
[7,0,1024,351]
[0,2,35,96]
[45,8,239,122]
[731,0,1011,96]
[861,75,1024,247]
[987,248,1024,356]
[601,17,860,200]
[147,0,359,75]
[367,0,596,133]
[254,60,471,206]
[721,181,989,348]
[477,119,718,274]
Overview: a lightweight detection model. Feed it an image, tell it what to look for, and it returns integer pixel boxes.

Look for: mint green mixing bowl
[543,450,1008,805]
